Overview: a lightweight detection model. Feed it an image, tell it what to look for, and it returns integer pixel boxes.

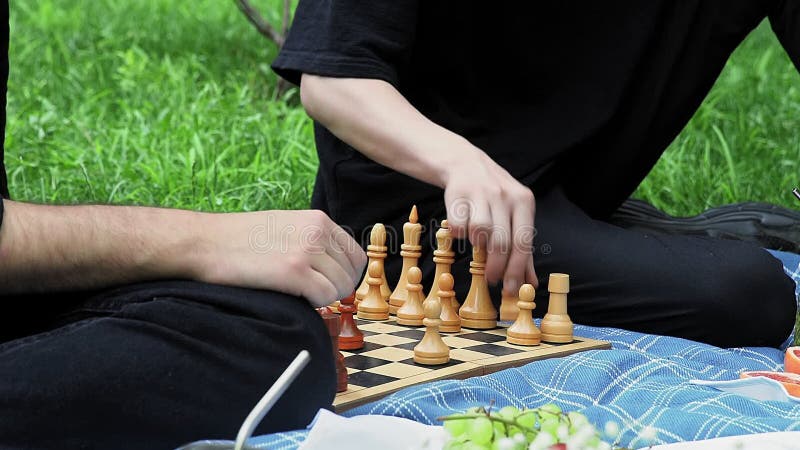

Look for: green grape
[567,411,588,429]
[492,420,507,438]
[539,403,562,415]
[497,405,520,420]
[444,418,469,437]
[443,441,464,450]
[491,437,520,450]
[506,424,522,438]
[516,410,537,430]
[539,414,560,439]
[462,442,491,450]
[467,416,494,445]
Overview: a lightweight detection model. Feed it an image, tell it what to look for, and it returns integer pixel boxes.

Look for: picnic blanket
[242,251,800,450]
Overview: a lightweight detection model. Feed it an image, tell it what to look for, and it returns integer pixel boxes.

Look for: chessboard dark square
[344,354,392,370]
[466,343,525,356]
[344,341,383,354]
[398,358,466,368]
[458,332,507,343]
[390,329,426,340]
[348,371,398,388]
[395,341,419,351]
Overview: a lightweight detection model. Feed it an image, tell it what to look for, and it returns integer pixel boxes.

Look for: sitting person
[272,0,800,348]
[0,2,365,449]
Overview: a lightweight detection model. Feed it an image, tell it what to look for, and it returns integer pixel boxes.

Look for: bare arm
[300,75,538,291]
[0,200,365,306]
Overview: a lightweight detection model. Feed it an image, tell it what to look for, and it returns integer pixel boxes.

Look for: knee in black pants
[687,246,796,348]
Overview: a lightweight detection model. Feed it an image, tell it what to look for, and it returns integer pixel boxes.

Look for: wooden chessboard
[335,317,610,412]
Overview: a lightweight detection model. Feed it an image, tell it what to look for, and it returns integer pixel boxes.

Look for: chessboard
[334,317,610,412]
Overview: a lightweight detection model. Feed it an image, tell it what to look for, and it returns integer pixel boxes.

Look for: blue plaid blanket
[245,251,800,449]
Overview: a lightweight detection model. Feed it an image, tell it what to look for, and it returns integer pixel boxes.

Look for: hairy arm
[300,75,538,291]
[0,200,365,306]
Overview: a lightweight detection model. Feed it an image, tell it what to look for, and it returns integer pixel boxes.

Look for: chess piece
[458,245,498,329]
[499,290,520,323]
[540,273,574,343]
[356,261,390,320]
[437,273,461,333]
[425,220,460,309]
[338,292,364,350]
[414,291,450,365]
[396,267,425,326]
[318,307,348,393]
[506,284,541,346]
[389,206,425,315]
[355,223,392,306]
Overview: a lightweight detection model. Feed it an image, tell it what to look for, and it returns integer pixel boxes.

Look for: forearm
[300,75,484,189]
[0,200,200,294]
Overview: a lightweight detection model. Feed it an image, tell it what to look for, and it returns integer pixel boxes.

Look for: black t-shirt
[273,0,800,238]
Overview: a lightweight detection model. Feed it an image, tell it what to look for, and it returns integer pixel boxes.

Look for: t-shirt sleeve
[272,0,419,88]
[769,1,800,71]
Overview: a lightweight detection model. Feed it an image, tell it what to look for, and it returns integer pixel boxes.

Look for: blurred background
[5,0,800,215]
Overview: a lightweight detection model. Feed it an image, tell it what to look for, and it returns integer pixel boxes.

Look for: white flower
[604,421,620,438]
[640,425,657,442]
[528,432,554,450]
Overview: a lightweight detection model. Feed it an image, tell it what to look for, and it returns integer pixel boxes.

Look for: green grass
[5,2,800,341]
[7,0,313,211]
[6,1,800,214]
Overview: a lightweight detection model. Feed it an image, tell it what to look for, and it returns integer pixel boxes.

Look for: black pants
[0,282,335,450]
[383,185,798,349]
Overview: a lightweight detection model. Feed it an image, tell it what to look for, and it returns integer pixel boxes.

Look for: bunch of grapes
[439,404,623,450]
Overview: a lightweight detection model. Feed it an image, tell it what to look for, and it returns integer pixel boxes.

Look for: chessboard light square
[442,336,484,349]
[361,346,415,362]
[346,367,359,375]
[364,334,416,347]
[450,348,496,362]
[357,322,409,334]
[367,362,433,378]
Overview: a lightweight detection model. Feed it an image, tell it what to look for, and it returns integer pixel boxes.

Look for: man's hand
[443,148,538,294]
[301,75,538,292]
[195,210,366,307]
[0,201,366,306]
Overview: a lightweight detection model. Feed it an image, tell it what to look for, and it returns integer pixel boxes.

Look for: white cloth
[298,409,448,450]
[650,432,800,449]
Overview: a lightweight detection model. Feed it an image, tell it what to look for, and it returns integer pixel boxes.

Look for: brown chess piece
[425,220,460,309]
[396,267,425,326]
[437,273,461,333]
[540,273,574,343]
[414,292,450,365]
[338,292,364,350]
[389,206,425,315]
[506,284,541,346]
[356,261,390,320]
[499,290,520,323]
[355,223,392,307]
[318,307,348,393]
[458,245,498,329]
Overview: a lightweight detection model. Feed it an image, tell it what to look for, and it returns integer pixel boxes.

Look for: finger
[485,202,511,285]
[445,190,471,239]
[509,191,538,290]
[301,268,340,308]
[525,254,539,289]
[467,197,492,250]
[326,224,364,285]
[310,252,356,301]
